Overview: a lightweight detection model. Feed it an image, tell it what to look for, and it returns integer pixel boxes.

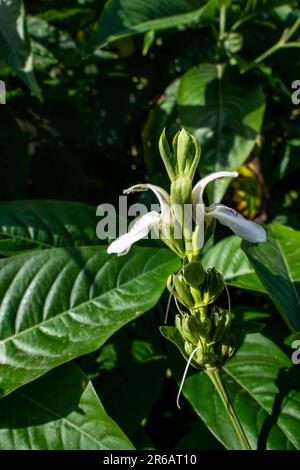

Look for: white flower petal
[123,183,172,222]
[207,204,267,243]
[192,203,205,251]
[192,171,238,206]
[107,211,161,255]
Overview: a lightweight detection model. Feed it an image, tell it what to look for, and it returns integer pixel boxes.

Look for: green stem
[219,3,226,38]
[205,367,252,450]
[231,12,257,32]
[253,42,281,64]
[283,17,300,42]
[252,17,300,65]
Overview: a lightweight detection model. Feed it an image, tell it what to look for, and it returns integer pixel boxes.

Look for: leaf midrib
[17,387,107,448]
[0,229,53,249]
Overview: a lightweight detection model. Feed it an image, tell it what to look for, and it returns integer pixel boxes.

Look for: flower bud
[167,274,194,309]
[213,330,235,366]
[176,314,205,345]
[170,176,192,207]
[159,128,176,181]
[158,128,201,183]
[173,128,201,180]
[210,308,232,343]
[192,268,225,306]
[183,260,205,288]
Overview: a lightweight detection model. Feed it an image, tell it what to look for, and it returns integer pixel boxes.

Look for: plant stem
[283,17,300,42]
[219,3,226,38]
[205,367,252,450]
[252,17,300,65]
[231,12,257,32]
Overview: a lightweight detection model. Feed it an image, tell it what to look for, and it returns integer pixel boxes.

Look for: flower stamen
[176,345,200,410]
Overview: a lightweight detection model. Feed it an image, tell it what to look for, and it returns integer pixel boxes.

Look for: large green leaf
[0,362,134,450]
[202,235,266,293]
[87,0,218,50]
[0,200,99,256]
[177,64,266,201]
[0,246,179,398]
[0,0,41,98]
[242,225,300,332]
[180,333,300,449]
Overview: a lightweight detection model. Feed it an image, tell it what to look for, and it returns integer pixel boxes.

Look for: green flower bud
[167,274,194,309]
[192,268,225,306]
[175,279,194,308]
[171,309,235,369]
[176,128,192,174]
[183,341,205,366]
[213,330,235,366]
[224,32,243,54]
[183,261,205,288]
[210,308,232,343]
[158,128,201,183]
[160,225,186,259]
[173,128,201,180]
[179,314,206,345]
[170,175,192,207]
[159,128,176,181]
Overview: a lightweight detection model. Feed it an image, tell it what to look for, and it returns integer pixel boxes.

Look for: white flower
[107,172,267,256]
[107,184,173,256]
[192,171,267,246]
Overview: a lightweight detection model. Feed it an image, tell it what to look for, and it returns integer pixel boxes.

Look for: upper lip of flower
[107,171,267,256]
[107,183,173,256]
[123,183,173,223]
[191,171,239,206]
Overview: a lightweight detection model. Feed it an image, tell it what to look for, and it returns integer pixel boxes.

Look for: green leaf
[0,362,134,450]
[0,0,41,98]
[202,235,266,293]
[176,419,225,450]
[181,333,300,449]
[177,64,266,201]
[87,0,218,50]
[0,246,179,398]
[0,200,100,256]
[27,16,81,68]
[242,225,300,332]
[80,314,167,439]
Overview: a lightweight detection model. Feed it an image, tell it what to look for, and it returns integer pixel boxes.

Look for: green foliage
[202,235,266,292]
[242,225,300,332]
[179,333,300,449]
[0,246,178,397]
[87,0,219,49]
[0,0,41,98]
[0,0,299,451]
[0,200,100,255]
[0,362,134,450]
[180,66,265,201]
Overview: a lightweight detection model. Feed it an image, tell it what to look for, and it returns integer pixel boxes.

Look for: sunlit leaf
[0,246,179,397]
